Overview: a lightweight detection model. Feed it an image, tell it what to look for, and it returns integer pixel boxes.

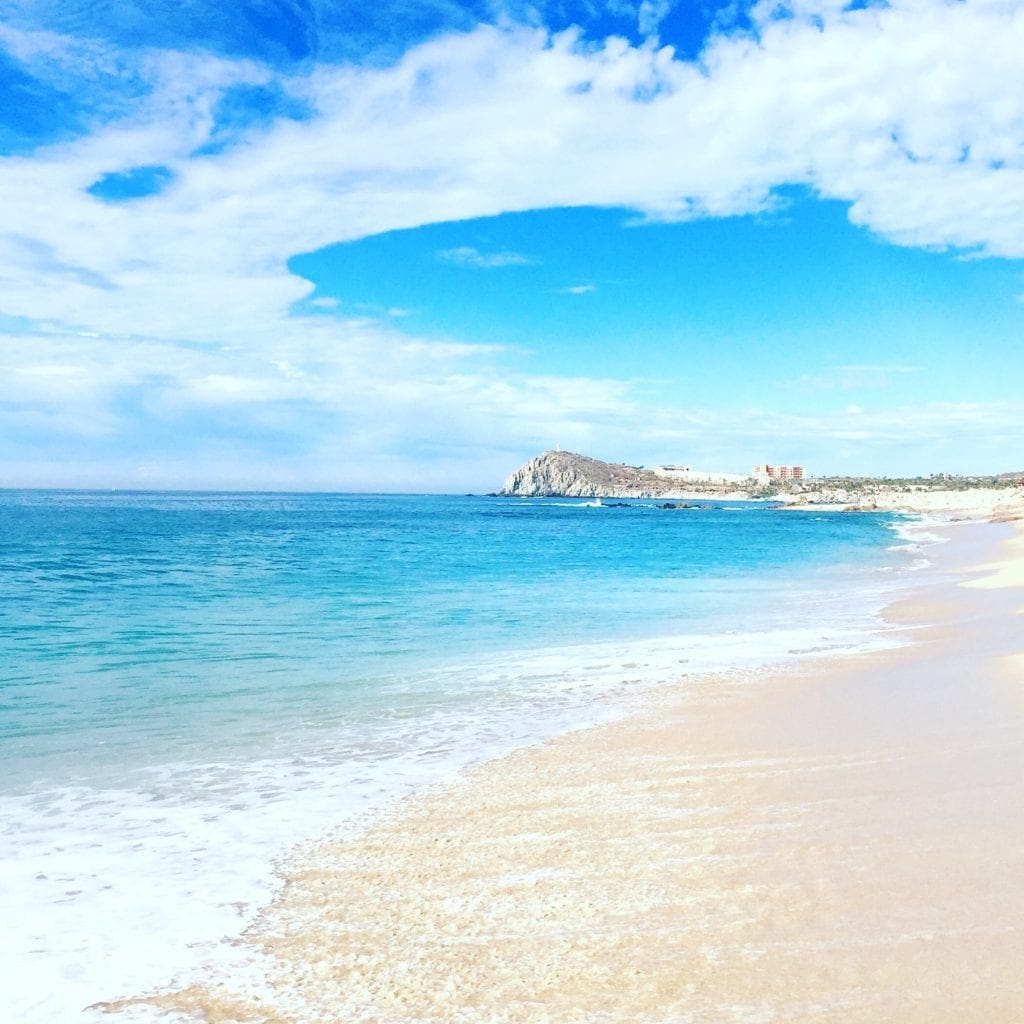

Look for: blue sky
[2,0,1024,489]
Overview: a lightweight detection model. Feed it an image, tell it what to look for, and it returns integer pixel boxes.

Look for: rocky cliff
[501,451,703,498]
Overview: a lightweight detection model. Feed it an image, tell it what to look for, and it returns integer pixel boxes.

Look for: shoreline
[6,498,919,1024]
[104,515,1024,1022]
[499,488,1024,519]
[499,450,1024,516]
[779,489,1024,517]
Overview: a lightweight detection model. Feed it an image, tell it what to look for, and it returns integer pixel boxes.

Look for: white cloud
[560,283,596,294]
[3,3,1024,483]
[4,315,1021,484]
[786,364,920,391]
[632,398,1024,476]
[3,1,1023,347]
[0,18,1017,324]
[436,246,534,268]
[637,0,672,38]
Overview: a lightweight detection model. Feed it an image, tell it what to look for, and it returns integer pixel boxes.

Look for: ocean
[0,490,935,1022]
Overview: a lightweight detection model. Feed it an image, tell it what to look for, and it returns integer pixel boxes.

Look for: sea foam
[0,492,938,1022]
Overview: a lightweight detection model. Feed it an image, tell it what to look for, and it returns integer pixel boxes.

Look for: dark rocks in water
[661,502,725,510]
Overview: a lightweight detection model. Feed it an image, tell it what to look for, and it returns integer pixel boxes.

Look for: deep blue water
[0,490,922,1024]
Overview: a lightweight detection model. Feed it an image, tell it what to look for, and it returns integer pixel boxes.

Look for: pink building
[752,464,805,481]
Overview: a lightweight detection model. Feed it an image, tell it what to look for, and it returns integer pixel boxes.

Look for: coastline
[2,494,915,1024]
[779,487,1024,518]
[499,450,1024,516]
[105,515,1024,1023]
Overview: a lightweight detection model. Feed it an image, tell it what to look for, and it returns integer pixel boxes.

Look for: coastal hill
[501,450,1024,518]
[500,451,744,498]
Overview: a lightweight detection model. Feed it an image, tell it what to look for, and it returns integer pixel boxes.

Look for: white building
[654,466,751,485]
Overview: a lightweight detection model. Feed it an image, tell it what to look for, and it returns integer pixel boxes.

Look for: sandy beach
[108,518,1024,1024]
[781,487,1024,518]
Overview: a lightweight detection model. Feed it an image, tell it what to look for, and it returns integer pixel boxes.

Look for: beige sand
[107,524,1024,1024]
[782,487,1024,517]
[962,527,1024,590]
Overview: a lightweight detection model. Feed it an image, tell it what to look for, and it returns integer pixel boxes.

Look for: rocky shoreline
[501,450,1024,519]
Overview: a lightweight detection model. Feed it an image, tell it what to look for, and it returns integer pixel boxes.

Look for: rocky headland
[500,451,748,500]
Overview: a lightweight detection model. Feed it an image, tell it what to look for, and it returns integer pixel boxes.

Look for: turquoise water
[0,490,926,1022]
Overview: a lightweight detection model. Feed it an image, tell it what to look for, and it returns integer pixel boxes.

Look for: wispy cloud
[436,246,534,268]
[637,0,672,38]
[4,314,1021,486]
[2,3,1024,484]
[3,4,1021,355]
[559,284,596,295]
[785,364,920,391]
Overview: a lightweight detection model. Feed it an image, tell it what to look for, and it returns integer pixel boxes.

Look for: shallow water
[0,491,933,1021]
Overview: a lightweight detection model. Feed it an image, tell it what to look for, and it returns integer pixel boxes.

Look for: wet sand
[111,521,1024,1023]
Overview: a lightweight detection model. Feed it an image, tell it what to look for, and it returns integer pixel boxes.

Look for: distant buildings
[752,464,805,481]
[651,461,808,485]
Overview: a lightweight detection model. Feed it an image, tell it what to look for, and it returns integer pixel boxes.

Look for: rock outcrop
[501,451,695,498]
[501,451,1024,514]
